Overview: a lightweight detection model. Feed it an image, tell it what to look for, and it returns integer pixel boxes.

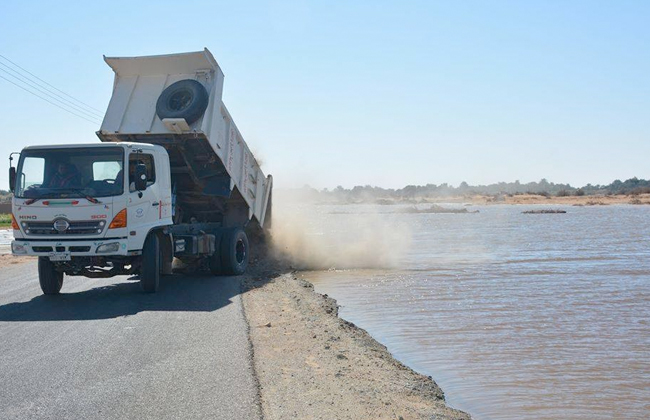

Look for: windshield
[15,147,125,199]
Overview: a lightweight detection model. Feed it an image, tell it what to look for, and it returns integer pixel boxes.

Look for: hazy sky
[1,1,648,189]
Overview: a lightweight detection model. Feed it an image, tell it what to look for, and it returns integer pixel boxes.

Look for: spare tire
[156,79,209,124]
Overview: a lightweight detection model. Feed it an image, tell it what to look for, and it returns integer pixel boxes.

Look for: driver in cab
[44,162,81,189]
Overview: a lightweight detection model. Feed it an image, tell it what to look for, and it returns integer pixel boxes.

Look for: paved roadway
[0,260,261,420]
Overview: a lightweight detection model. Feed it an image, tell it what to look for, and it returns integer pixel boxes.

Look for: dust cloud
[269,193,412,270]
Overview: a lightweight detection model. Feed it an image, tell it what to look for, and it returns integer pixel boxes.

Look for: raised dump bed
[96,49,272,231]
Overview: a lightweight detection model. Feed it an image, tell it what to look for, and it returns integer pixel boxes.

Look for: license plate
[49,252,71,262]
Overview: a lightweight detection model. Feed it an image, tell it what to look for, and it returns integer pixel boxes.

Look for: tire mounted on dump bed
[156,79,209,124]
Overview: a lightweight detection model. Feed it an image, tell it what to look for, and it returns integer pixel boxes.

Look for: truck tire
[156,79,209,124]
[38,257,64,295]
[208,246,223,276]
[160,234,173,276]
[141,234,161,293]
[220,228,249,276]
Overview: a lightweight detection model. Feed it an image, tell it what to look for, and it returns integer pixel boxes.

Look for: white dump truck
[9,49,272,294]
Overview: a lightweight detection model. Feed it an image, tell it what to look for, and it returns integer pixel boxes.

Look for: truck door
[127,151,160,234]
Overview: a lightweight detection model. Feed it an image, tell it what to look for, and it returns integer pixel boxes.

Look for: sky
[0,0,648,190]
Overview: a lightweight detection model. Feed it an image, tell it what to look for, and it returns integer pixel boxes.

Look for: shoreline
[293,193,650,207]
[243,267,471,419]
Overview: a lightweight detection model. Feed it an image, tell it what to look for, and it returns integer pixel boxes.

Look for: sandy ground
[0,254,34,267]
[487,193,650,205]
[243,268,471,420]
[400,193,650,206]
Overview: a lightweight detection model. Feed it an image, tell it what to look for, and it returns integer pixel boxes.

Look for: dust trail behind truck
[9,49,272,294]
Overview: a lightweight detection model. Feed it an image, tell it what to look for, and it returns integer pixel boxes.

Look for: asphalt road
[0,260,261,420]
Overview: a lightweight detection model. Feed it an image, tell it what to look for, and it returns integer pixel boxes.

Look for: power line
[0,73,100,125]
[0,64,103,120]
[0,54,104,114]
[0,58,104,118]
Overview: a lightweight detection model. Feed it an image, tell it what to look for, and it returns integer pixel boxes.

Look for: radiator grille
[24,220,104,236]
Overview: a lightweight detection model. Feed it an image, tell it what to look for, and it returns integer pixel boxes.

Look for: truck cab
[9,49,272,295]
[11,142,171,255]
[10,142,175,290]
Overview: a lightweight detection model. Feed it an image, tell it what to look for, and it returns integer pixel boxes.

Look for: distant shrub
[574,189,585,196]
[629,187,650,196]
[375,199,393,205]
[557,190,570,197]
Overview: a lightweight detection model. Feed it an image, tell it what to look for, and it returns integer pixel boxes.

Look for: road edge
[238,276,265,420]
[242,269,472,419]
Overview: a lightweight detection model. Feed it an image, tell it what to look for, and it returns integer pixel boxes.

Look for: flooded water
[299,204,649,420]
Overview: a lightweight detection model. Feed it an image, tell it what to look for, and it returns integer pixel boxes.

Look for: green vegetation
[0,214,12,228]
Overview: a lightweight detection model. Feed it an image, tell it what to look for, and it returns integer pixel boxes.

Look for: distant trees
[0,190,11,203]
[292,177,650,203]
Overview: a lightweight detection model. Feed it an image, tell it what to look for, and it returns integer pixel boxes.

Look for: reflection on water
[305,205,650,420]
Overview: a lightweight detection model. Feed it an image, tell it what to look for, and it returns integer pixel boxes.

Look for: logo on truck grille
[53,218,70,232]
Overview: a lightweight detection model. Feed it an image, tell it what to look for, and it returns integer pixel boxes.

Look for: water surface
[304,204,650,420]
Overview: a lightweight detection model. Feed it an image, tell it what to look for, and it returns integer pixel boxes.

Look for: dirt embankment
[242,268,470,420]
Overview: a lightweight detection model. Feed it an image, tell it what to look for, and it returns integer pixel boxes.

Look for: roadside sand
[243,269,471,420]
[0,254,34,267]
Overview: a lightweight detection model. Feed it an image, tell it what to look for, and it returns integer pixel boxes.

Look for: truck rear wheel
[220,228,249,276]
[38,257,64,295]
[141,234,161,293]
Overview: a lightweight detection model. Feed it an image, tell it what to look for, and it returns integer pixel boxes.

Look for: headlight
[96,242,120,254]
[12,242,28,254]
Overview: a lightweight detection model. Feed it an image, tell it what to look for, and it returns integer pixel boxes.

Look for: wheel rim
[235,239,246,264]
[168,90,193,111]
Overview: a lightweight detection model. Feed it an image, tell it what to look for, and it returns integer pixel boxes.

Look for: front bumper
[12,238,131,258]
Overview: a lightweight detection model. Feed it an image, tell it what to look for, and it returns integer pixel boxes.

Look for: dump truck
[8,49,273,294]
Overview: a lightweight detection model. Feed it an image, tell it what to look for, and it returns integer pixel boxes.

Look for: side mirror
[134,164,148,191]
[8,167,16,192]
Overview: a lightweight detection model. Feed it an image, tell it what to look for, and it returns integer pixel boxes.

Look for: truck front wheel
[140,234,161,293]
[220,228,249,276]
[38,257,64,295]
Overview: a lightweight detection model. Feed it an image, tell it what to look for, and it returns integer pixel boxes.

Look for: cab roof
[22,142,159,151]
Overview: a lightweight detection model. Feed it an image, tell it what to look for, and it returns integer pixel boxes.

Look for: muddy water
[303,204,650,420]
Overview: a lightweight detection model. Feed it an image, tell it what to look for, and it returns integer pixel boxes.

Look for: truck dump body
[97,49,272,230]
